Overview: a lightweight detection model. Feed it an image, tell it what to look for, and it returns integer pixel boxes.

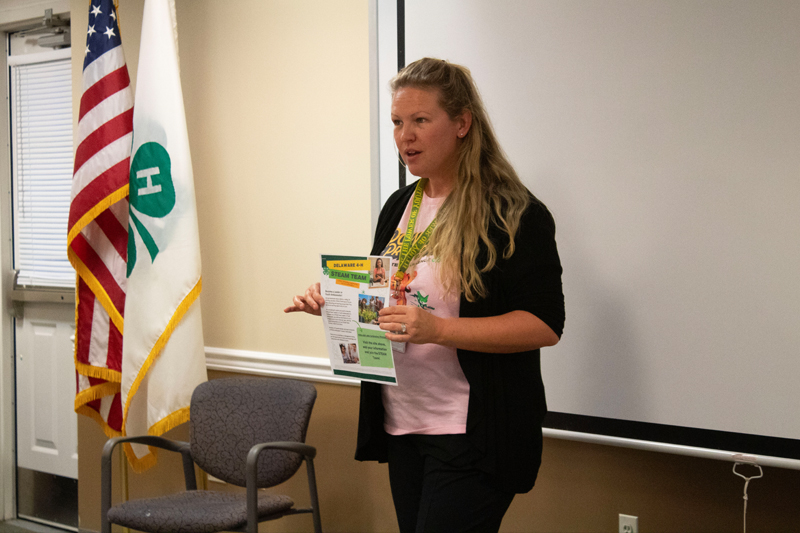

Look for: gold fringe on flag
[121,278,202,472]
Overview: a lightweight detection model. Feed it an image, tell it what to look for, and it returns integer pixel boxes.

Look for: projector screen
[375,0,800,465]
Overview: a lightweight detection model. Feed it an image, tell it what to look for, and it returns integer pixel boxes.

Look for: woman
[373,257,386,285]
[286,58,564,532]
[339,343,351,364]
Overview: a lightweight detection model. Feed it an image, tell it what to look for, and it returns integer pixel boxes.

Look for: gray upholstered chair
[100,377,321,533]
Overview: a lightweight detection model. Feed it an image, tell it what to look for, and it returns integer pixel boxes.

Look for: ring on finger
[400,323,407,334]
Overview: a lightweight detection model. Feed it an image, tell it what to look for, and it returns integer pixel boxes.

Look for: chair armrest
[101,436,196,533]
[248,441,316,462]
[103,435,191,459]
[244,442,318,533]
[102,435,196,489]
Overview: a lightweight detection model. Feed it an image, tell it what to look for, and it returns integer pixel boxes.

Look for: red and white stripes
[69,42,132,436]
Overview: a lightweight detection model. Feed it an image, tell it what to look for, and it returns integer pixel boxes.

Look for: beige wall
[72,0,372,357]
[72,1,800,532]
[176,0,372,357]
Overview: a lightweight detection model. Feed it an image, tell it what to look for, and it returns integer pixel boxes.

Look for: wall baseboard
[204,346,360,387]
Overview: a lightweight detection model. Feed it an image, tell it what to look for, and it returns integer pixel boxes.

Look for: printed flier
[320,254,397,385]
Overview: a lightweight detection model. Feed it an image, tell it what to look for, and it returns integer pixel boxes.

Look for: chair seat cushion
[106,490,295,533]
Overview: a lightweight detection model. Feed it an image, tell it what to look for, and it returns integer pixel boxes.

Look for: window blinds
[10,52,74,288]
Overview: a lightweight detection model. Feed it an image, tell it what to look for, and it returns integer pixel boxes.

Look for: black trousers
[387,434,515,533]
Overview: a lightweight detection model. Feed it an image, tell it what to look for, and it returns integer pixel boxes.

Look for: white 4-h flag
[121,0,207,471]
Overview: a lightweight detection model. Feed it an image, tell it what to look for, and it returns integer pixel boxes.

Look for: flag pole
[113,0,121,29]
[119,450,130,533]
[113,2,130,530]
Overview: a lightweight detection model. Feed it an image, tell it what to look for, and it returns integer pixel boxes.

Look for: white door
[0,2,76,519]
[14,301,78,479]
[7,27,77,482]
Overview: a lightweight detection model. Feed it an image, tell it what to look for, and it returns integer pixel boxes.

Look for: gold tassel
[69,251,125,333]
[67,186,128,245]
[120,279,202,473]
[74,406,122,438]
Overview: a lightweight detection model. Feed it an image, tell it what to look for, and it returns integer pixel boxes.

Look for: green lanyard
[394,179,437,289]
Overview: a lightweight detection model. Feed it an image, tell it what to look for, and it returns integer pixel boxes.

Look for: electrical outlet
[619,514,638,533]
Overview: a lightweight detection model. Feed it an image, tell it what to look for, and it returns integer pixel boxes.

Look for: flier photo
[320,254,396,385]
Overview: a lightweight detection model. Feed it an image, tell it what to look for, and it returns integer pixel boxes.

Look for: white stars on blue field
[83,0,122,70]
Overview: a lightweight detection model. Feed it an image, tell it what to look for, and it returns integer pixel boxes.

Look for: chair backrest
[189,377,317,488]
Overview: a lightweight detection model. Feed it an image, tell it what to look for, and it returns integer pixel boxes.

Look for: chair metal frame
[101,434,322,533]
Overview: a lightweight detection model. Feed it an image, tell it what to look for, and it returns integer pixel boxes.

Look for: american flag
[68,0,132,436]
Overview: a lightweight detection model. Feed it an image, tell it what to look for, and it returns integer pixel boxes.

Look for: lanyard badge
[393,179,437,300]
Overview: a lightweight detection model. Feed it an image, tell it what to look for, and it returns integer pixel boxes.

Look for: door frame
[0,0,72,520]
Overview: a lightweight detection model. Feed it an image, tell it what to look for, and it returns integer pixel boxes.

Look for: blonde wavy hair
[392,58,531,302]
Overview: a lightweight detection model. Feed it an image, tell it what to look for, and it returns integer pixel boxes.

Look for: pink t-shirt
[381,191,470,435]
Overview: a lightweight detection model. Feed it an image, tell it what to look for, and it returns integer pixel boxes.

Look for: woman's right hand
[284,282,325,316]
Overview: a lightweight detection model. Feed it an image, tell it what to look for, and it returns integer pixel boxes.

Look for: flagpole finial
[114,0,122,32]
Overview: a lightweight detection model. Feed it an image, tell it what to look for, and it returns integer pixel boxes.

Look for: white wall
[386,0,800,445]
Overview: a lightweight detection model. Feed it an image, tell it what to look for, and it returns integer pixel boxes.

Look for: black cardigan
[355,181,565,493]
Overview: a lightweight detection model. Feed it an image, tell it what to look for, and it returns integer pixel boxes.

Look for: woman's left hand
[379,305,444,345]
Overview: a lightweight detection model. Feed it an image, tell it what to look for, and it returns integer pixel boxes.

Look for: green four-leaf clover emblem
[127,142,176,276]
